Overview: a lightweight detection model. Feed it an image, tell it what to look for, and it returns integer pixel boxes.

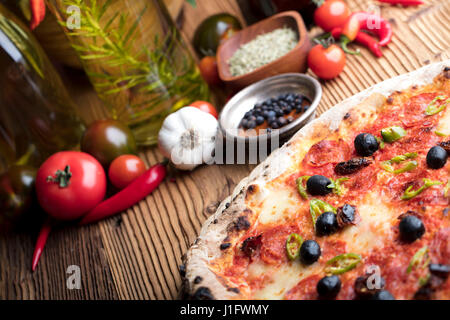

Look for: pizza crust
[183,60,450,300]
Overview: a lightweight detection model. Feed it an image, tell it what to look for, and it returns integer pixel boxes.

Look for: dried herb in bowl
[228,27,298,77]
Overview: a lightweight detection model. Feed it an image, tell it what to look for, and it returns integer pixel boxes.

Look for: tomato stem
[161,158,170,166]
[313,36,335,49]
[47,165,72,188]
[311,0,325,7]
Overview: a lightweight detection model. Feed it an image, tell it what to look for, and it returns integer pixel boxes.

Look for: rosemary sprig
[61,0,207,116]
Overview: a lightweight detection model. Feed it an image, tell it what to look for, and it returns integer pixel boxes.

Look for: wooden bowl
[216,11,311,90]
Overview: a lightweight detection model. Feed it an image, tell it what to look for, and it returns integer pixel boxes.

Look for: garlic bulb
[158,107,218,170]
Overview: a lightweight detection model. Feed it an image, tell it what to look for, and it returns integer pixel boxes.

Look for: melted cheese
[339,193,395,253]
[436,104,450,135]
[254,187,299,224]
[252,262,319,299]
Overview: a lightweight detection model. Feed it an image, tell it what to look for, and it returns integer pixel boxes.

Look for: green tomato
[193,13,242,57]
[81,119,137,168]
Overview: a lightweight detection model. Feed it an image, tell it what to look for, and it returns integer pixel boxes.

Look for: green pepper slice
[419,274,431,287]
[390,152,418,163]
[444,179,449,198]
[393,161,418,174]
[286,233,304,261]
[435,131,447,137]
[327,177,349,196]
[381,153,418,174]
[425,95,450,116]
[381,126,407,143]
[296,176,310,200]
[310,199,336,227]
[401,178,442,200]
[325,253,362,275]
[376,136,385,149]
[407,246,430,274]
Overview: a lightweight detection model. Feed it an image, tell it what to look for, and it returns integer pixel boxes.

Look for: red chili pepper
[338,15,361,55]
[31,218,52,271]
[80,161,167,225]
[351,11,393,46]
[331,28,383,58]
[378,0,424,6]
[30,0,46,30]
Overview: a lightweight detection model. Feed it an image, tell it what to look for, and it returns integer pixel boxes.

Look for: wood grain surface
[1,0,450,300]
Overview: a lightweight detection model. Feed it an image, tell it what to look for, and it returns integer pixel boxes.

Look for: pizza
[183,61,450,300]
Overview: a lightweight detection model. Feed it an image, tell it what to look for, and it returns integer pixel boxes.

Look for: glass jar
[47,0,210,146]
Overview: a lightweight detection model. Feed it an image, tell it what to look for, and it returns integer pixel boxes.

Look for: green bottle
[0,4,84,230]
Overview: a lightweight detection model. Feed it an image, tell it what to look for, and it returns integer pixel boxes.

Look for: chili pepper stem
[161,158,170,166]
[340,39,360,55]
[31,218,52,272]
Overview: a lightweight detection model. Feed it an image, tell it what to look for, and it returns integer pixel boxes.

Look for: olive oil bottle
[0,4,85,229]
[0,3,85,173]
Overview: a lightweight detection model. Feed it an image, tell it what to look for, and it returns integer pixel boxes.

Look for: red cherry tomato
[199,56,221,86]
[308,44,346,80]
[314,0,350,32]
[189,101,219,119]
[36,152,107,221]
[109,155,146,190]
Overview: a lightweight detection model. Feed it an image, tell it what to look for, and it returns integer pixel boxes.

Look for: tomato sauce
[259,224,301,265]
[303,139,351,168]
[285,275,321,300]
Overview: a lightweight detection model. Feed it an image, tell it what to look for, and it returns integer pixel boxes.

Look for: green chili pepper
[376,136,385,149]
[390,152,418,163]
[286,233,304,261]
[325,253,362,275]
[381,126,407,143]
[381,153,418,174]
[425,95,450,116]
[327,177,349,196]
[435,131,447,137]
[382,161,418,174]
[394,161,418,174]
[444,180,449,198]
[296,176,310,200]
[310,199,336,227]
[419,274,430,287]
[401,178,443,200]
[407,246,430,274]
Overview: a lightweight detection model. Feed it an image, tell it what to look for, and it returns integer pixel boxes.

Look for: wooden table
[1,0,449,300]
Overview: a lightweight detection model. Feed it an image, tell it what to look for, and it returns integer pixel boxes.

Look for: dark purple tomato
[81,119,137,168]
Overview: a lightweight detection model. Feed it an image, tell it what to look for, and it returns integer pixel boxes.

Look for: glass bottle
[0,3,84,172]
[47,0,210,146]
[0,4,84,229]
